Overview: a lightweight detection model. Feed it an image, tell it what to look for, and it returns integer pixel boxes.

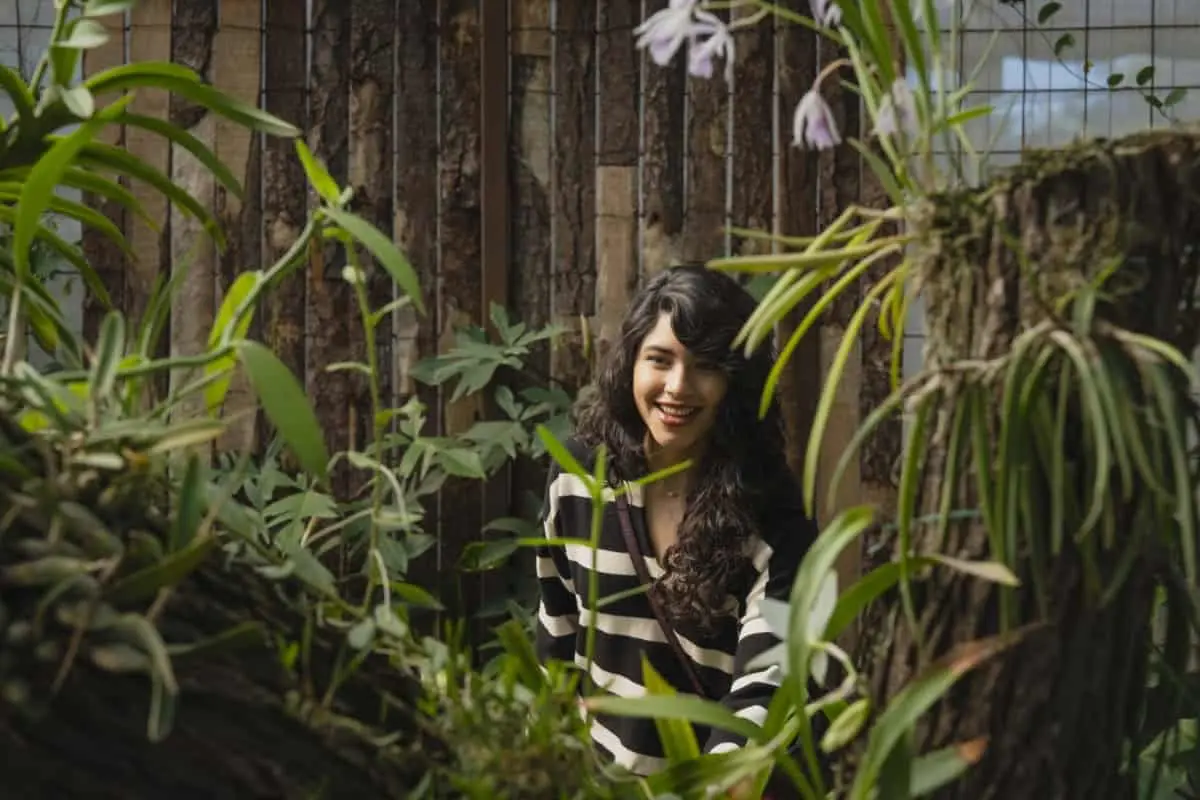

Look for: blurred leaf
[849,627,1037,798]
[821,697,871,752]
[584,694,762,743]
[146,419,227,454]
[1036,2,1061,24]
[322,206,424,315]
[59,18,111,49]
[105,535,217,605]
[89,311,125,401]
[389,581,444,610]
[14,96,130,282]
[170,454,205,552]
[237,340,329,483]
[910,738,988,797]
[459,539,520,572]
[204,271,260,414]
[295,140,340,203]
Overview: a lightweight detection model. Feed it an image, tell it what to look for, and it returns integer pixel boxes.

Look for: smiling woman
[535,265,822,793]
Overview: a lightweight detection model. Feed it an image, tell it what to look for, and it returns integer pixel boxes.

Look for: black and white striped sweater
[534,440,817,776]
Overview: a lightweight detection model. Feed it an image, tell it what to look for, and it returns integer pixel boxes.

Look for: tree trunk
[861,131,1200,799]
[0,553,434,799]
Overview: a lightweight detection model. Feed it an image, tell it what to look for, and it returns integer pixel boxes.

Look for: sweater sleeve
[703,509,816,755]
[534,461,580,665]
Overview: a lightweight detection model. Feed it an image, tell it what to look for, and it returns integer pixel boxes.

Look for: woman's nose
[665,366,688,394]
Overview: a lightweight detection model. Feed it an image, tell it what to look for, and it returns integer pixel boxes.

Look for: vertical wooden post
[640,0,687,277]
[438,0,485,620]
[262,0,309,424]
[595,1,639,361]
[125,0,171,345]
[213,0,263,453]
[550,0,596,389]
[394,1,442,607]
[306,0,353,495]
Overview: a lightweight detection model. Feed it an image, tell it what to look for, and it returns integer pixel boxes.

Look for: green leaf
[14,97,130,283]
[170,455,206,552]
[910,739,988,797]
[642,657,702,763]
[89,311,125,401]
[117,112,244,199]
[1136,65,1156,86]
[459,539,520,571]
[322,206,425,315]
[167,621,265,660]
[0,66,35,122]
[1163,87,1187,107]
[584,694,764,743]
[84,61,300,137]
[204,271,260,413]
[821,697,871,752]
[59,18,112,49]
[1053,33,1075,57]
[1107,73,1125,88]
[146,419,227,454]
[104,535,218,606]
[1036,1,1061,24]
[435,448,486,479]
[925,554,1019,587]
[295,140,340,203]
[237,340,329,483]
[61,85,96,119]
[389,581,445,610]
[84,0,137,17]
[536,424,591,482]
[848,628,1035,799]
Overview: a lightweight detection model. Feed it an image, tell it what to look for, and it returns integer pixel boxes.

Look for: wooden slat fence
[77,0,900,619]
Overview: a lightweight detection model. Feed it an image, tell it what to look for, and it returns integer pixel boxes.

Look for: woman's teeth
[657,404,697,419]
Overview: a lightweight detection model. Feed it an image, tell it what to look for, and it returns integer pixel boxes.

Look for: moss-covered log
[863,129,1200,799]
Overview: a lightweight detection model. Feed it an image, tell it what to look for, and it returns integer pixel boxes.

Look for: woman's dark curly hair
[573,264,797,632]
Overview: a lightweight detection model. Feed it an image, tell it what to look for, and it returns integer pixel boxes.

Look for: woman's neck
[644,438,706,495]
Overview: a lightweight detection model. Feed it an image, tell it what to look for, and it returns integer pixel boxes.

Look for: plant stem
[28,0,73,93]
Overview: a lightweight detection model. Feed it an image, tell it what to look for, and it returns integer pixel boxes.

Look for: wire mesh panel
[904,0,1200,378]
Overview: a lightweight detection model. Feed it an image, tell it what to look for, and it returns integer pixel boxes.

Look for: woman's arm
[703,513,816,755]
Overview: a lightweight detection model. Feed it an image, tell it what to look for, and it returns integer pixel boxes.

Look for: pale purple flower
[792,89,842,150]
[810,0,843,27]
[634,0,701,67]
[686,12,734,80]
[875,78,918,137]
[634,0,734,81]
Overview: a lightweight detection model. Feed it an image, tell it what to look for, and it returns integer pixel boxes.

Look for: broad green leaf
[59,18,111,49]
[849,628,1035,799]
[437,448,486,479]
[61,85,96,119]
[322,206,425,315]
[295,139,340,203]
[204,271,260,413]
[14,97,131,282]
[237,340,330,483]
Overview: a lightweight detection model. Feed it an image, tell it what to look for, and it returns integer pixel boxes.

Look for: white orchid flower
[792,88,843,150]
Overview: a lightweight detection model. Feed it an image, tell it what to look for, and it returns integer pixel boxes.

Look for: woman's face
[632,313,729,465]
